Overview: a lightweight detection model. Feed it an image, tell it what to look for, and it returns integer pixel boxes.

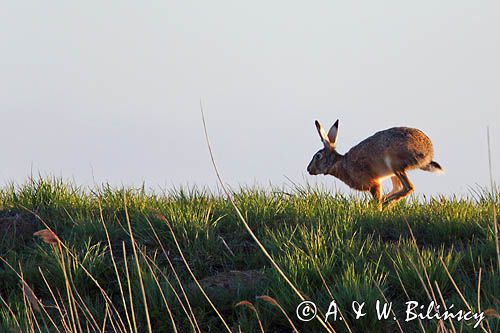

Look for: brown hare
[307,119,442,209]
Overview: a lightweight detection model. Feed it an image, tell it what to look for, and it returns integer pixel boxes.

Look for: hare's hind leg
[384,176,403,198]
[382,171,414,209]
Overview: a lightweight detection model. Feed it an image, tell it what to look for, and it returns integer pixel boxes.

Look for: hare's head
[307,120,341,175]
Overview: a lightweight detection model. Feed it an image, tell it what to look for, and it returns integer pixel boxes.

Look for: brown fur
[307,121,442,209]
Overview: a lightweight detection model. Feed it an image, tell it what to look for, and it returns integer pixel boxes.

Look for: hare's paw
[381,198,397,210]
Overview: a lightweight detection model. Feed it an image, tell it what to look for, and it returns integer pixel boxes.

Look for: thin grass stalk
[405,220,446,332]
[19,269,34,333]
[0,257,61,333]
[0,294,21,331]
[123,196,153,333]
[136,245,178,333]
[22,268,47,333]
[55,289,73,333]
[29,208,128,333]
[20,278,40,315]
[42,228,79,333]
[69,279,101,332]
[76,260,127,332]
[143,254,199,333]
[63,253,84,333]
[407,259,432,302]
[477,268,482,318]
[158,214,233,332]
[313,264,352,333]
[53,246,91,332]
[439,257,488,333]
[38,269,69,333]
[373,282,403,333]
[38,229,89,333]
[392,260,426,333]
[122,241,139,333]
[98,199,134,332]
[108,303,122,333]
[20,276,49,333]
[235,301,265,333]
[200,102,335,333]
[486,127,499,273]
[144,216,201,333]
[257,295,299,333]
[101,303,109,333]
[434,281,457,333]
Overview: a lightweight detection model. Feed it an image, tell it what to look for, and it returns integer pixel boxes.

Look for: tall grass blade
[157,214,233,332]
[200,101,335,333]
[486,127,499,273]
[123,195,153,333]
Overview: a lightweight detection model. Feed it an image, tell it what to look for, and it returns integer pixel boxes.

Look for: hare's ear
[327,120,339,148]
[315,120,331,150]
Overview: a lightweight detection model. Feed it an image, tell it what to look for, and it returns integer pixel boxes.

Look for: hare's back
[347,127,434,171]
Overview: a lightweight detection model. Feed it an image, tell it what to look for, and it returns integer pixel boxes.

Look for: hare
[307,119,442,209]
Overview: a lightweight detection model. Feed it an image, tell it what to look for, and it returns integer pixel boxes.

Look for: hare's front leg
[369,184,382,211]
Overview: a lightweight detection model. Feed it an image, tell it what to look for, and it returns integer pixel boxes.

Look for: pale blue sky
[0,1,498,195]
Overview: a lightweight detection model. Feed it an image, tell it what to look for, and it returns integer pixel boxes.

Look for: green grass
[0,177,498,332]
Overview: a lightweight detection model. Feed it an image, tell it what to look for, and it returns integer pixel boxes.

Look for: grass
[0,177,498,332]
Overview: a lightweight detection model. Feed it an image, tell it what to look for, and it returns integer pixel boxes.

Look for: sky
[0,1,498,196]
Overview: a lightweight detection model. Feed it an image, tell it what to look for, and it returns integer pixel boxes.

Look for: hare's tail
[421,161,444,173]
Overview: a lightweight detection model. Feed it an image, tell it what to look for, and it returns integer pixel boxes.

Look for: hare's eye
[315,153,322,160]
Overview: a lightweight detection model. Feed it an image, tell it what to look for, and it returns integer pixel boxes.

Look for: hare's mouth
[307,167,317,175]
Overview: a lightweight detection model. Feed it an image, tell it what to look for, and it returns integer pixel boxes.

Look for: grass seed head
[484,308,500,319]
[33,229,60,245]
[236,300,257,311]
[256,295,280,307]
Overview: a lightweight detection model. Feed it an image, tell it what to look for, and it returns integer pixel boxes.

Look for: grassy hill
[0,178,498,332]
